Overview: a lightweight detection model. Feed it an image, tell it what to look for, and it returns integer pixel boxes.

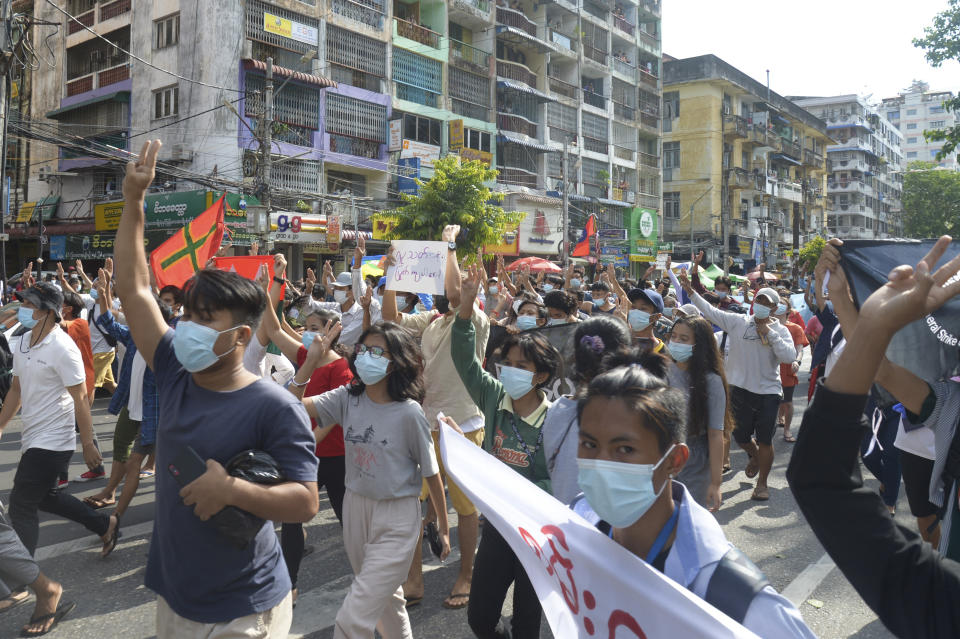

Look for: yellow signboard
[372,214,399,240]
[483,222,521,256]
[461,147,493,166]
[15,202,36,224]
[263,12,293,39]
[95,200,125,231]
[449,120,464,153]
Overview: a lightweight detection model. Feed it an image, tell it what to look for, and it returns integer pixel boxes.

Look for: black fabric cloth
[730,386,780,445]
[9,448,109,555]
[900,451,938,518]
[788,381,960,639]
[468,522,542,639]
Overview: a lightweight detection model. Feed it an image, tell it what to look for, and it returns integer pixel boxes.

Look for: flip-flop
[404,596,423,609]
[745,456,759,479]
[783,434,797,443]
[138,470,155,478]
[751,488,770,501]
[19,600,75,637]
[0,590,30,615]
[442,592,470,609]
[101,515,121,558]
[83,497,115,510]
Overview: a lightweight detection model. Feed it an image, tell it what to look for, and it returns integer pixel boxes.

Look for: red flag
[150,195,226,289]
[572,215,596,257]
[212,255,284,297]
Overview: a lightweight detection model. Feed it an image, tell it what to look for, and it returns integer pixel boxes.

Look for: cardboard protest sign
[385,240,447,296]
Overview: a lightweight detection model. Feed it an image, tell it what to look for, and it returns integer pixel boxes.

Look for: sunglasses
[354,344,390,359]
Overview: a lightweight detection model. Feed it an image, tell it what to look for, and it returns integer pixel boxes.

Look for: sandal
[442,592,470,609]
[751,487,770,501]
[138,470,155,479]
[404,596,423,609]
[744,455,759,479]
[19,601,75,637]
[101,514,121,558]
[783,434,797,443]
[83,496,115,510]
[0,590,30,615]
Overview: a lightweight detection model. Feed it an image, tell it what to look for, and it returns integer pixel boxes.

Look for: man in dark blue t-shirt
[114,140,319,637]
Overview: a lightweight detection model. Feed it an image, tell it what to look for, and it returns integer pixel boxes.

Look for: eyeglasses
[354,344,390,359]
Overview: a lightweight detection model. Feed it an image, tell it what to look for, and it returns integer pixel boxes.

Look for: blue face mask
[628,309,651,331]
[499,365,536,400]
[172,321,242,373]
[668,342,694,362]
[547,318,566,327]
[302,331,318,350]
[516,315,539,331]
[716,291,728,300]
[753,304,771,320]
[18,307,38,329]
[542,283,554,293]
[577,444,675,528]
[355,351,390,385]
[570,278,582,289]
[776,303,788,316]
[90,288,99,301]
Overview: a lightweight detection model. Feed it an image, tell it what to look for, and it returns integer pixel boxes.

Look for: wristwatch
[447,241,457,251]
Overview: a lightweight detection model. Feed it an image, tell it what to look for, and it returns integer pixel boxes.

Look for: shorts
[132,438,155,457]
[93,351,116,388]
[420,427,485,516]
[901,451,937,518]
[112,406,140,463]
[730,386,780,446]
[781,385,796,403]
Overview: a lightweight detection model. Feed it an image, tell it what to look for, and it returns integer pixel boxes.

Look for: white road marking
[34,521,154,561]
[781,552,836,608]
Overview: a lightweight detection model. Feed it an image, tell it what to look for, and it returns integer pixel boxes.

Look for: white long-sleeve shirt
[690,291,795,396]
[308,267,381,349]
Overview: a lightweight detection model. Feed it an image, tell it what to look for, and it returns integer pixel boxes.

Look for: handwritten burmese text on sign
[385,240,447,295]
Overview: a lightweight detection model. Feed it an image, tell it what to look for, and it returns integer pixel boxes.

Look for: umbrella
[747,271,779,281]
[703,264,724,279]
[505,256,562,274]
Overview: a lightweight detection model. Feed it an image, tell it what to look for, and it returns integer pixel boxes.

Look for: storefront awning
[496,78,556,103]
[46,92,130,119]
[597,198,631,207]
[770,153,801,166]
[242,60,337,88]
[14,195,59,223]
[497,133,554,153]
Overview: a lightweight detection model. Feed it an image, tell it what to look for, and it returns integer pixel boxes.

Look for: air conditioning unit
[170,144,192,162]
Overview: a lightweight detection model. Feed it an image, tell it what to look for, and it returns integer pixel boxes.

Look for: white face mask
[333,290,348,305]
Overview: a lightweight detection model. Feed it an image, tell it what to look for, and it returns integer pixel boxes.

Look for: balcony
[774,181,803,203]
[639,151,658,168]
[765,130,782,151]
[549,29,576,53]
[583,182,606,198]
[450,39,490,73]
[452,99,490,121]
[66,62,130,97]
[639,112,658,135]
[613,15,634,36]
[497,59,538,90]
[329,133,380,159]
[803,148,823,168]
[583,136,607,154]
[780,137,802,159]
[727,167,751,189]
[612,58,635,79]
[637,66,658,88]
[637,29,659,50]
[549,126,575,144]
[331,0,386,30]
[583,90,606,110]
[496,6,537,37]
[497,166,539,189]
[638,0,661,17]
[99,0,130,21]
[611,187,635,203]
[395,17,440,48]
[498,112,539,138]
[68,8,95,34]
[723,114,747,139]
[613,101,636,121]
[744,124,766,146]
[450,0,491,17]
[613,145,634,161]
[583,45,608,66]
[548,75,578,100]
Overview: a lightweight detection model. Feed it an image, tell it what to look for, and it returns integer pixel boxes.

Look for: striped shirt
[916,381,960,509]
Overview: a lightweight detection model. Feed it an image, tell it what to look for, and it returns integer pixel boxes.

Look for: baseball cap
[755,287,780,305]
[627,287,664,314]
[333,272,353,288]
[377,276,387,289]
[16,282,64,320]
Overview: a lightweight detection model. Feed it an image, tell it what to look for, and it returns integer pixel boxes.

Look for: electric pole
[261,57,274,243]
[561,140,569,269]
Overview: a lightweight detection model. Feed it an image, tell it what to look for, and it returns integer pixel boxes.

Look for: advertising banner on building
[263,11,318,45]
[449,120,464,153]
[389,120,403,152]
[269,212,328,245]
[372,214,399,240]
[398,157,421,195]
[401,139,441,164]
[628,207,659,259]
[483,222,521,256]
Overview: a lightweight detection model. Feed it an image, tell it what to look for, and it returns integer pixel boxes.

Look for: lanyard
[508,410,545,463]
[607,502,681,565]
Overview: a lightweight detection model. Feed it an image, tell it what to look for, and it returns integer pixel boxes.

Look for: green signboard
[627,207,659,258]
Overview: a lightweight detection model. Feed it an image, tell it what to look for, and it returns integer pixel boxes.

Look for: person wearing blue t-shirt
[114,140,319,638]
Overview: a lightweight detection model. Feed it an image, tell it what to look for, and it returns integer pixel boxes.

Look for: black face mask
[434,295,450,315]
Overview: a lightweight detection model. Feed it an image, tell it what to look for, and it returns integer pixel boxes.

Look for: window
[906,123,917,130]
[907,137,918,144]
[664,192,680,219]
[887,111,898,120]
[464,128,490,153]
[930,120,946,128]
[930,105,945,113]
[400,113,441,146]
[663,141,680,169]
[907,151,918,158]
[932,149,940,157]
[153,85,179,119]
[155,14,180,49]
[663,91,679,119]
[906,108,917,115]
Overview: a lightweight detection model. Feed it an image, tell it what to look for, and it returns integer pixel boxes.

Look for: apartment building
[661,55,831,270]
[18,0,661,272]
[882,84,958,171]
[793,95,904,239]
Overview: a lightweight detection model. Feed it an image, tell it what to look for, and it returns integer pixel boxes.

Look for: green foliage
[913,0,960,160]
[376,157,523,259]
[902,161,960,238]
[798,236,825,273]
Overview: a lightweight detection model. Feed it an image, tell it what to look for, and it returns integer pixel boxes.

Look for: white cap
[755,287,780,305]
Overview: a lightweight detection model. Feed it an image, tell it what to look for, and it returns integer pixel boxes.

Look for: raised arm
[56,262,77,294]
[352,235,368,300]
[260,254,301,363]
[74,259,93,292]
[678,271,741,333]
[114,140,167,367]
[443,225,462,309]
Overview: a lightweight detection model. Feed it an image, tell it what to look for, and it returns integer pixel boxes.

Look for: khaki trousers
[156,591,292,639]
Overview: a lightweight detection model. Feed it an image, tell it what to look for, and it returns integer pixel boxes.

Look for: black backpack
[0,332,15,402]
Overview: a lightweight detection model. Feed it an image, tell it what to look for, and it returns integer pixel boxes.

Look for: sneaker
[73,469,106,483]
[57,479,69,488]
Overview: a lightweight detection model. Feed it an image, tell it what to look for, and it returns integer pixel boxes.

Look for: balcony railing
[639,0,661,17]
[637,29,659,49]
[67,9,95,34]
[583,90,606,110]
[450,39,490,72]
[394,83,439,107]
[638,100,659,117]
[583,182,605,198]
[727,167,751,189]
[637,67,658,88]
[549,29,576,52]
[583,136,607,154]
[549,126,575,143]
[452,98,490,121]
[99,0,130,21]
[613,101,636,121]
[803,148,823,167]
[66,62,129,97]
[583,45,608,66]
[746,125,766,145]
[329,133,380,159]
[497,166,538,189]
[613,15,634,35]
[331,0,386,30]
[723,114,747,138]
[639,112,658,133]
[613,145,634,161]
[498,112,539,138]
[395,17,440,48]
[548,76,578,99]
[611,187,636,202]
[451,0,491,14]
[639,151,658,168]
[765,130,782,151]
[496,6,536,37]
[780,138,802,158]
[497,59,537,90]
[612,58,635,79]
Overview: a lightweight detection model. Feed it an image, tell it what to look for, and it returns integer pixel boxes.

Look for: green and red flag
[150,194,226,289]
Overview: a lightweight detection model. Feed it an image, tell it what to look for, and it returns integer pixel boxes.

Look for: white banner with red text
[438,422,757,638]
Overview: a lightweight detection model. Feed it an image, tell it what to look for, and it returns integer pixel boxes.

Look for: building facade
[882,84,958,171]
[792,95,904,240]
[661,55,831,270]
[15,0,662,274]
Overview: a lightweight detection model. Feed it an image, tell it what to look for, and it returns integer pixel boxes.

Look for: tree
[375,157,523,258]
[901,161,960,238]
[913,0,960,161]
[798,236,825,273]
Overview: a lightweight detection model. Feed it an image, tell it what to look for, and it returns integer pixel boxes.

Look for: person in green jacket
[449,260,561,639]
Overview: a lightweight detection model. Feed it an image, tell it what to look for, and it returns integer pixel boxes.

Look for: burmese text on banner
[437,422,758,639]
